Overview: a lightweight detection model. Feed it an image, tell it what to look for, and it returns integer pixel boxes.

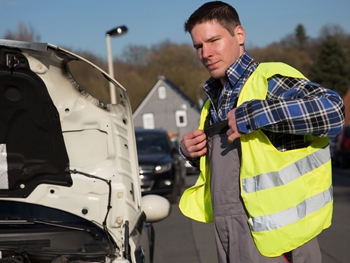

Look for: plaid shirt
[204,51,345,151]
[182,51,345,166]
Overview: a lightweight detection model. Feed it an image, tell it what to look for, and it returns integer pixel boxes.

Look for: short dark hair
[184,1,241,36]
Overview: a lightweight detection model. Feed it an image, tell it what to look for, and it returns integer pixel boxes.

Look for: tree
[319,24,346,41]
[318,24,350,58]
[249,42,312,76]
[295,24,308,49]
[310,36,350,97]
[122,44,149,66]
[279,24,308,50]
[4,21,40,42]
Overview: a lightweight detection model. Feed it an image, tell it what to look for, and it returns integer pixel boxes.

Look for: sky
[1,0,349,61]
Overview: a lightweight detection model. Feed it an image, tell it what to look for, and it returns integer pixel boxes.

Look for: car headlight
[155,163,172,173]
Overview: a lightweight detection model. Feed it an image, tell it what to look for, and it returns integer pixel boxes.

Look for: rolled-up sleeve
[235,76,345,137]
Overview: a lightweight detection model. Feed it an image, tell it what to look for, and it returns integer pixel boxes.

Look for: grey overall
[206,121,322,263]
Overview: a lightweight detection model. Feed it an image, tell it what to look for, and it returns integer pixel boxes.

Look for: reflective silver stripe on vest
[242,145,330,194]
[0,144,9,189]
[249,186,333,232]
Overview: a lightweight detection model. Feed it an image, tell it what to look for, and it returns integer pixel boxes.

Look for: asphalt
[153,168,350,263]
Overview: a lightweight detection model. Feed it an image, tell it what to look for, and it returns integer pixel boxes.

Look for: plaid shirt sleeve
[235,76,345,138]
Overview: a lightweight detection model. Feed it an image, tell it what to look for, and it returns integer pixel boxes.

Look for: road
[152,167,350,263]
[318,167,350,263]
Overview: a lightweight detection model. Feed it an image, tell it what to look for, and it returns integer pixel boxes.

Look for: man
[178,1,345,263]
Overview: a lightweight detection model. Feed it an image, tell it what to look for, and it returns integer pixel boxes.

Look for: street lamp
[106,25,128,104]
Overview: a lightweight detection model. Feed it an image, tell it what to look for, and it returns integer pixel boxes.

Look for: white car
[0,39,171,263]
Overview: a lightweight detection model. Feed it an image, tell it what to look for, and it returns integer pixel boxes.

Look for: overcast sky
[1,0,349,60]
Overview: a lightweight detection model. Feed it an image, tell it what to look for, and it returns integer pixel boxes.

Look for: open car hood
[0,39,170,263]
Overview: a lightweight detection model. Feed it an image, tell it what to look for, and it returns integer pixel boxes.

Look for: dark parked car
[168,135,199,176]
[333,125,350,168]
[135,128,182,203]
[0,39,170,263]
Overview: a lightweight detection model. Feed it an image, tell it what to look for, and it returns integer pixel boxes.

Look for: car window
[136,132,169,154]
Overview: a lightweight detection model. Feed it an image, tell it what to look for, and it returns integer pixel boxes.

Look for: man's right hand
[180,130,207,158]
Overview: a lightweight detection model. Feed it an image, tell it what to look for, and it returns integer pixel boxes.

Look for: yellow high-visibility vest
[179,62,332,257]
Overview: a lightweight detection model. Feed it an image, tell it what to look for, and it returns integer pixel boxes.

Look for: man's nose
[202,44,212,59]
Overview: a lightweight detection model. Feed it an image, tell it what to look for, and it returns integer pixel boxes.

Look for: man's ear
[235,26,246,46]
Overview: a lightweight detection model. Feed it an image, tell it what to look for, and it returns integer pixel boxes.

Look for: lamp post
[106,25,128,104]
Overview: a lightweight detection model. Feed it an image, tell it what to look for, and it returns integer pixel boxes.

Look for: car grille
[139,165,154,175]
[139,165,155,191]
[140,179,154,192]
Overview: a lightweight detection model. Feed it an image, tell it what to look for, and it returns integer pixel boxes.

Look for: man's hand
[180,130,207,158]
[226,108,243,143]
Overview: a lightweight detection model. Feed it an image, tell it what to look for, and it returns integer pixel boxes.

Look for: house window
[175,110,187,127]
[142,113,155,129]
[158,86,166,99]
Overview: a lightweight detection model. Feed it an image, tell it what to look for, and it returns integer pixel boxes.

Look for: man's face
[190,20,245,85]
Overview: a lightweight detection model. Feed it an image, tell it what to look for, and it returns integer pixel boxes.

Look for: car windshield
[136,132,169,154]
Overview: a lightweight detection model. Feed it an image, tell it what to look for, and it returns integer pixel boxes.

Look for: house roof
[157,75,201,112]
[133,75,201,116]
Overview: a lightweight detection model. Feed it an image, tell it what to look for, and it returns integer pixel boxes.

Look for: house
[133,76,201,141]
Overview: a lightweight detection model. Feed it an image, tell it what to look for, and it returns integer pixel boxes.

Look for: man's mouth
[206,61,219,71]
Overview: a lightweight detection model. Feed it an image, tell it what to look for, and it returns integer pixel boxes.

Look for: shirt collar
[204,51,254,93]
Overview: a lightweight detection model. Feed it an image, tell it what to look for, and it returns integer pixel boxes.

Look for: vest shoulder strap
[237,62,308,106]
[255,62,308,80]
